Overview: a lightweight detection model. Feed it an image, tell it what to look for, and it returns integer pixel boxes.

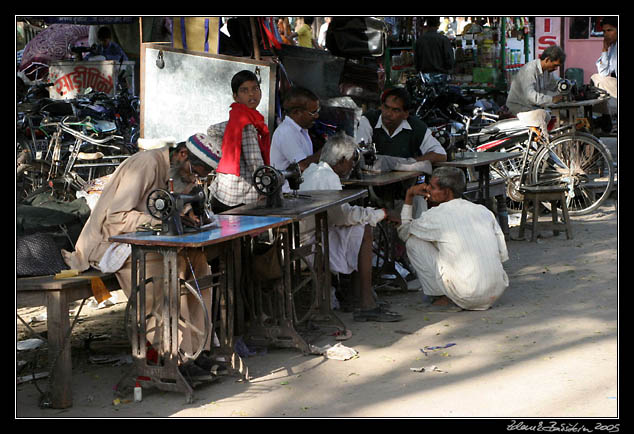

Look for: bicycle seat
[479,125,500,134]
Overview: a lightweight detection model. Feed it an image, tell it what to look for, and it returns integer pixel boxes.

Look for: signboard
[48,60,136,99]
[534,17,561,58]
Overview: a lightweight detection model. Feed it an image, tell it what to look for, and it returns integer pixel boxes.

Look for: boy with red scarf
[210,70,270,213]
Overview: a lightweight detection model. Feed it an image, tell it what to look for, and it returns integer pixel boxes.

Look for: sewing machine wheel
[147,189,175,220]
[253,165,282,196]
[178,278,211,361]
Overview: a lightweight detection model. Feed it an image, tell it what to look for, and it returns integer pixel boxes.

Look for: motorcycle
[406,72,502,157]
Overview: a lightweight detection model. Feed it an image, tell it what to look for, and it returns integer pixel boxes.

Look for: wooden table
[546,96,609,130]
[16,270,120,409]
[222,189,368,353]
[436,151,521,236]
[342,170,424,187]
[109,214,291,403]
[436,151,521,202]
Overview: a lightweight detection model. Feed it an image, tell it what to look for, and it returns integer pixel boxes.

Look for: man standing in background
[415,16,454,75]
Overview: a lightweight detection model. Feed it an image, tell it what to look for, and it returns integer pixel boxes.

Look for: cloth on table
[361,154,432,174]
[299,161,385,274]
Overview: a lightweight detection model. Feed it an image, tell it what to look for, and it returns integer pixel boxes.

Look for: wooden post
[46,291,73,408]
[139,17,145,139]
[249,17,261,60]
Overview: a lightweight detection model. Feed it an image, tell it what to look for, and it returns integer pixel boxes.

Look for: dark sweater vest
[364,110,428,158]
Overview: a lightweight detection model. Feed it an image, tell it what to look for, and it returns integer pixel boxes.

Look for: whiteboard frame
[140,42,277,142]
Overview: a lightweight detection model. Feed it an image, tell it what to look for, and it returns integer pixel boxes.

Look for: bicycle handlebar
[40,116,123,145]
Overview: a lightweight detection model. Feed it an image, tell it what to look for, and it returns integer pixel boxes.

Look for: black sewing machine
[252,163,303,208]
[146,180,217,236]
[350,141,377,179]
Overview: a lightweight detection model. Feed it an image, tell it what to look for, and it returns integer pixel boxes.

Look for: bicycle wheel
[530,132,615,215]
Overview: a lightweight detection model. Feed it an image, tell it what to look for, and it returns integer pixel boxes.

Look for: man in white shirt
[355,87,446,163]
[300,132,402,322]
[595,16,618,83]
[318,17,331,49]
[271,86,322,192]
[397,166,509,311]
[591,16,617,124]
[505,45,565,115]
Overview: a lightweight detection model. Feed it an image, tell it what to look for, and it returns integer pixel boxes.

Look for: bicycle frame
[43,116,130,193]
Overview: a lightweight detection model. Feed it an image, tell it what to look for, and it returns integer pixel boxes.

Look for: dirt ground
[16,139,619,421]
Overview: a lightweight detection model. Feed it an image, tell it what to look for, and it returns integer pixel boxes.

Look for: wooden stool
[519,185,573,241]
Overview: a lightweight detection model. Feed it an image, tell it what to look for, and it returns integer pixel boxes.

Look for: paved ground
[16,135,618,421]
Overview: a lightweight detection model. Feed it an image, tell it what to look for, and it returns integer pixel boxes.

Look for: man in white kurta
[298,132,402,322]
[398,167,509,310]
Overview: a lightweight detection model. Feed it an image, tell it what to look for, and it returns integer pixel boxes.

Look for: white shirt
[355,115,446,157]
[299,162,386,230]
[318,22,329,48]
[299,161,386,274]
[398,199,509,310]
[271,115,314,192]
[596,41,617,77]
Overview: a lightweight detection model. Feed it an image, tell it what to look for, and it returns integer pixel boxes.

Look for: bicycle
[456,107,615,216]
[17,115,132,203]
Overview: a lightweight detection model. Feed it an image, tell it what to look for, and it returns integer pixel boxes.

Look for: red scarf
[217,103,270,175]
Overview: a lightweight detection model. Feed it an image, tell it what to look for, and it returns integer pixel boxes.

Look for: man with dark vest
[356,87,447,163]
[356,87,447,282]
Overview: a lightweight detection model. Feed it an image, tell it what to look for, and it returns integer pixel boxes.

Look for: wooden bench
[16,270,120,409]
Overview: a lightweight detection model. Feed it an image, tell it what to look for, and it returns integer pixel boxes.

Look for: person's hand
[405,183,429,204]
[181,209,200,227]
[552,95,563,104]
[382,208,401,225]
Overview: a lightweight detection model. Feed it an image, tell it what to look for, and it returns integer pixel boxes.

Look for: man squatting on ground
[398,166,510,311]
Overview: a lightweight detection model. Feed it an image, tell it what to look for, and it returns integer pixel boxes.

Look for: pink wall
[562,17,604,85]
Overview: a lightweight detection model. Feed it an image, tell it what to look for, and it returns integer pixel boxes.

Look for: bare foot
[431,296,455,306]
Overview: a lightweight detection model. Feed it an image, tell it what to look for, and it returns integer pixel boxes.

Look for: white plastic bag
[97,242,131,273]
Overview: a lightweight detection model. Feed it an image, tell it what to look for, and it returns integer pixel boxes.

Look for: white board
[141,44,276,143]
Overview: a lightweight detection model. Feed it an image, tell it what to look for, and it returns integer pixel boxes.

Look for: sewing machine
[252,163,303,208]
[350,141,377,179]
[146,179,217,236]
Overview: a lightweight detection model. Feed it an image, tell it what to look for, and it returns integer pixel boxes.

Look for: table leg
[119,246,193,403]
[215,239,249,379]
[310,212,346,331]
[243,224,311,354]
[496,193,510,239]
[45,290,73,409]
[476,166,491,205]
